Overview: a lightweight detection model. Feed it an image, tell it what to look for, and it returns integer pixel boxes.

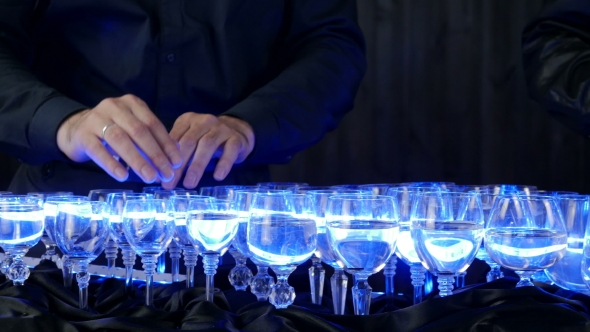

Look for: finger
[110,102,176,182]
[162,125,203,189]
[213,137,243,181]
[84,136,129,182]
[102,123,159,183]
[129,100,183,169]
[184,128,227,188]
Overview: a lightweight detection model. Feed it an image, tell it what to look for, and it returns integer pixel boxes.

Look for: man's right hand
[56,94,182,183]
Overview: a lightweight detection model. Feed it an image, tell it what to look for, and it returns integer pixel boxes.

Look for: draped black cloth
[0,259,589,332]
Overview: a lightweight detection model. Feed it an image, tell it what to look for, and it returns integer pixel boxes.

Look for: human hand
[162,113,255,189]
[56,94,182,183]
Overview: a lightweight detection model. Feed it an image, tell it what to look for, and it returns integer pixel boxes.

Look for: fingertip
[213,168,227,181]
[114,167,129,182]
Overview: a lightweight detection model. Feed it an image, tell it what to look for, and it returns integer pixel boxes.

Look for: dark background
[3,0,587,193]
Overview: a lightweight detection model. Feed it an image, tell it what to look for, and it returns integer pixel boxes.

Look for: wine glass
[43,195,89,288]
[449,185,490,288]
[411,191,484,297]
[152,190,200,281]
[122,199,175,306]
[248,192,317,309]
[168,195,213,288]
[0,201,44,285]
[326,195,399,315]
[88,189,134,277]
[106,192,154,294]
[386,186,433,304]
[486,194,567,287]
[232,189,290,299]
[27,191,73,262]
[187,199,239,302]
[54,201,109,310]
[547,195,590,293]
[306,189,369,312]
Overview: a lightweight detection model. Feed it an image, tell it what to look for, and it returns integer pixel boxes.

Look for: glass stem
[250,265,274,301]
[122,247,136,295]
[1,251,13,275]
[330,268,348,315]
[183,248,198,289]
[203,253,219,302]
[455,271,466,289]
[62,255,74,289]
[156,250,166,274]
[228,249,253,291]
[308,255,325,305]
[437,272,455,297]
[352,276,372,315]
[410,263,426,305]
[169,242,181,282]
[76,260,90,311]
[515,270,535,287]
[104,240,118,278]
[383,256,397,296]
[487,263,504,282]
[270,272,295,309]
[142,254,157,307]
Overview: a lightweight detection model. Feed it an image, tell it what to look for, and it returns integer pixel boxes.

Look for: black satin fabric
[0,259,589,332]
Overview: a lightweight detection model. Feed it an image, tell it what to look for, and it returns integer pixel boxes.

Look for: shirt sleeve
[0,0,87,164]
[222,0,366,164]
[522,0,590,137]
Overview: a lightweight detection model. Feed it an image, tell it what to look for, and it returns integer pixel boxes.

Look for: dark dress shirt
[523,0,590,137]
[0,0,366,194]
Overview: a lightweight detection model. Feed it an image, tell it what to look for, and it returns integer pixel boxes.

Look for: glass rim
[326,194,394,201]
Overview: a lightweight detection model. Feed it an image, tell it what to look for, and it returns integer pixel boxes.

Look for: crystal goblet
[27,191,73,262]
[187,199,239,302]
[123,199,175,306]
[248,192,317,309]
[326,195,399,315]
[0,202,44,285]
[88,189,134,278]
[411,191,484,297]
[106,192,153,294]
[486,195,567,287]
[54,201,109,310]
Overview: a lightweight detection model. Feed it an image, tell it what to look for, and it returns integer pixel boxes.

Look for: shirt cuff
[28,95,88,163]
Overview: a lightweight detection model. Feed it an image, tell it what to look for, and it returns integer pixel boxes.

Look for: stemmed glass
[153,190,200,282]
[27,191,73,262]
[326,195,399,315]
[248,192,317,309]
[386,186,430,304]
[123,199,175,306]
[43,195,89,288]
[307,189,368,313]
[547,195,590,293]
[486,195,567,287]
[168,195,212,288]
[233,189,290,300]
[410,191,484,297]
[106,192,153,294]
[0,201,44,285]
[54,201,109,310]
[187,199,239,302]
[88,189,133,278]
